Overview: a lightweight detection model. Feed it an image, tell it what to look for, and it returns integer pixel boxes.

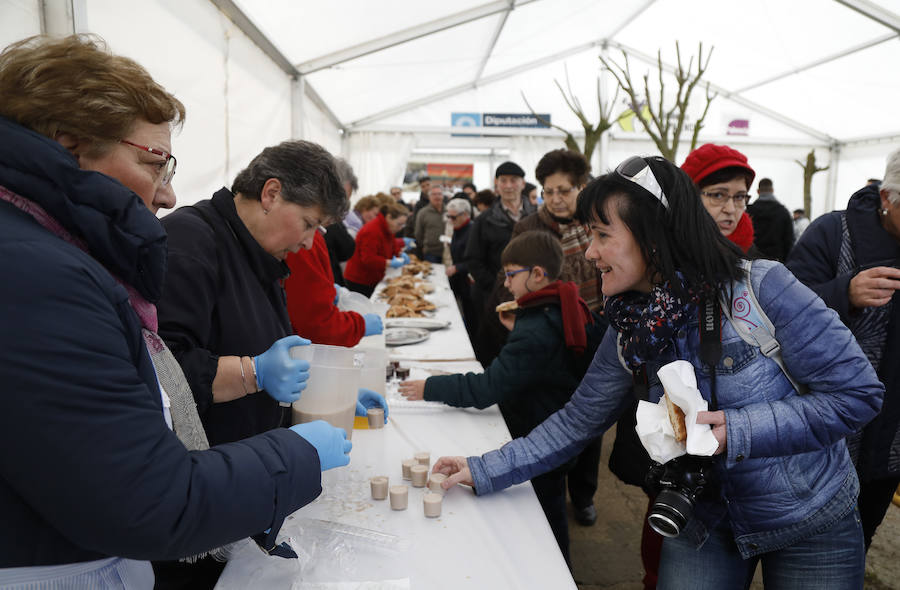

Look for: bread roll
[495,300,519,313]
[664,392,687,442]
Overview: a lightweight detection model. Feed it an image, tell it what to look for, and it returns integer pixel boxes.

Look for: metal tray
[384,318,450,331]
[384,327,430,347]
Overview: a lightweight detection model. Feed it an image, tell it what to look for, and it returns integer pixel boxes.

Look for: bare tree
[599,42,716,161]
[520,65,618,166]
[795,149,828,217]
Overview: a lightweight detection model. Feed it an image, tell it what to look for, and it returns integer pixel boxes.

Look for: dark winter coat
[0,117,320,568]
[747,194,794,262]
[463,197,536,294]
[448,219,472,296]
[323,220,355,286]
[159,189,293,445]
[787,184,900,480]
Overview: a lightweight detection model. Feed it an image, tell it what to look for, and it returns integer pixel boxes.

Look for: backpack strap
[720,260,807,394]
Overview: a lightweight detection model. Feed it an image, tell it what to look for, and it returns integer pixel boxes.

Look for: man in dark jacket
[747,177,794,261]
[446,198,475,336]
[401,175,432,242]
[786,148,900,550]
[463,161,536,357]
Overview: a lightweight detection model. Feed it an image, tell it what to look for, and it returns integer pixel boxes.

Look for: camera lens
[648,489,695,537]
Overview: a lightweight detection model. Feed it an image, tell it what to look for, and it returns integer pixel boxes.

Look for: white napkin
[635,360,719,464]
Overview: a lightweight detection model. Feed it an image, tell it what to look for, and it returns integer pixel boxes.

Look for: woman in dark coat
[0,35,335,589]
[787,151,900,549]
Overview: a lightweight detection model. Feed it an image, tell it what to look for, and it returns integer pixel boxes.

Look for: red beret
[680,143,755,186]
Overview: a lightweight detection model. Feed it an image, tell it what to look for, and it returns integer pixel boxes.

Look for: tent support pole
[825,143,842,215]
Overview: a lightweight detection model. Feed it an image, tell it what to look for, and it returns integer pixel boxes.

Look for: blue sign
[451,112,482,127]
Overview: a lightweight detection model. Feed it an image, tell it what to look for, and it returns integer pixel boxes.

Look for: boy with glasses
[399,230,607,567]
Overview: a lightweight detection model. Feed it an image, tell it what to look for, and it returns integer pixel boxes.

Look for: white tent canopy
[3,0,900,216]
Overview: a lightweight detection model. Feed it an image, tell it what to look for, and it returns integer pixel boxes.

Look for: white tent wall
[299,92,343,156]
[0,0,41,44]
[344,131,415,197]
[81,0,294,212]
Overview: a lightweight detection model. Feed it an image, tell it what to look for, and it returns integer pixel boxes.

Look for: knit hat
[680,144,755,186]
[495,161,526,178]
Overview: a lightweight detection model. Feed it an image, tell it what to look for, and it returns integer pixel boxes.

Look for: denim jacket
[469,260,883,558]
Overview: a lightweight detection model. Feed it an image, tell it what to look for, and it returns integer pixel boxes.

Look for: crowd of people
[1,34,899,590]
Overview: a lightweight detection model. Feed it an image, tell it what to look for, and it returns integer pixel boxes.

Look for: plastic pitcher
[289,344,361,439]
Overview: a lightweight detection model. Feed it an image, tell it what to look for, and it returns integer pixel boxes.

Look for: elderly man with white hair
[788,146,900,551]
[445,198,476,334]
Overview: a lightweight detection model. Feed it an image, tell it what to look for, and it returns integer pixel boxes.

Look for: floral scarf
[604,276,702,370]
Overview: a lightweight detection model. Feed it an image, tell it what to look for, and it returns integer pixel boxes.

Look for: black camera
[645,455,714,537]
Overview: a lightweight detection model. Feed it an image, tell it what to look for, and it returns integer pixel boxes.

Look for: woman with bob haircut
[0,35,349,589]
[433,155,884,589]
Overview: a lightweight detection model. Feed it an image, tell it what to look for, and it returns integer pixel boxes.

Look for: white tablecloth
[379,265,476,362]
[215,265,575,589]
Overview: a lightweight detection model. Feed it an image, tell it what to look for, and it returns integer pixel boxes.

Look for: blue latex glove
[363,313,383,336]
[290,421,352,471]
[402,237,416,251]
[333,283,340,306]
[388,256,405,269]
[355,388,389,422]
[400,252,411,264]
[253,335,311,404]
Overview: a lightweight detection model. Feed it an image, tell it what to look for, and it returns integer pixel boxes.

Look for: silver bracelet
[239,356,249,395]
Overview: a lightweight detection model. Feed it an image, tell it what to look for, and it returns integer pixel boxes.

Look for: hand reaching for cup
[432,456,473,489]
[398,379,426,401]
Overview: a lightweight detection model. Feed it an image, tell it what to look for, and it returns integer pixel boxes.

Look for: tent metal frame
[43,0,900,152]
[294,0,539,76]
[209,0,900,146]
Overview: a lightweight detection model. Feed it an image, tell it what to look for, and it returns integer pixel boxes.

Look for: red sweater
[344,213,402,287]
[284,232,366,346]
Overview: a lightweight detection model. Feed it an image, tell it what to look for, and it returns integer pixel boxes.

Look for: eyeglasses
[446,214,460,220]
[614,156,669,209]
[541,186,579,199]
[120,139,177,186]
[504,267,532,280]
[700,190,749,208]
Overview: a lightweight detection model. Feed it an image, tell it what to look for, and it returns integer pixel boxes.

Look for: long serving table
[215,265,575,589]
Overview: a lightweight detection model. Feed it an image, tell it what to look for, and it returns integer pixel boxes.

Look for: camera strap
[625,295,722,409]
[698,295,721,411]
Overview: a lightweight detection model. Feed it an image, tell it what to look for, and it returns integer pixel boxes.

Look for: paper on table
[635,360,719,464]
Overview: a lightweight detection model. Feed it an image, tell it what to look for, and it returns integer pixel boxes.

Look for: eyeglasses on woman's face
[541,186,578,198]
[119,139,177,186]
[700,190,749,208]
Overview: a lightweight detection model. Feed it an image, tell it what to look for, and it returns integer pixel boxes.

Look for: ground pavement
[568,427,900,590]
